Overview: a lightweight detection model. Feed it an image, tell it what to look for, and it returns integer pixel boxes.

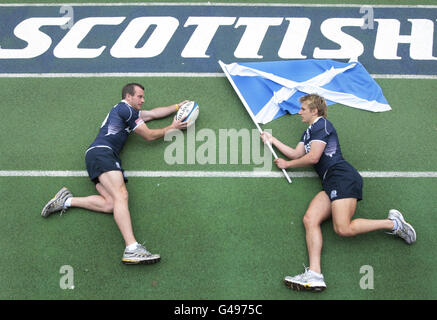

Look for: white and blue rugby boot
[284,267,326,292]
[387,209,416,244]
[41,187,73,218]
[122,243,161,265]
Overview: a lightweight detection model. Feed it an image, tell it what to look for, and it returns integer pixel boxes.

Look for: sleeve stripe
[132,118,144,131]
[310,139,327,145]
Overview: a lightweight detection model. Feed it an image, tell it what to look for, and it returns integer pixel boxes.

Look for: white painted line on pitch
[0,170,89,177]
[0,72,225,78]
[1,73,436,80]
[1,170,437,178]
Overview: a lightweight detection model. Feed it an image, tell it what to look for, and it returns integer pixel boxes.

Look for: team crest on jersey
[330,190,338,200]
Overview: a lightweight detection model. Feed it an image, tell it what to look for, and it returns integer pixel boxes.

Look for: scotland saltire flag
[219,59,391,124]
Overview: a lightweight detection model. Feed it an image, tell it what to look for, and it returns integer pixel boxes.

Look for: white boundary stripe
[1,73,436,80]
[1,170,437,178]
[372,74,437,80]
[0,73,224,78]
[1,3,437,8]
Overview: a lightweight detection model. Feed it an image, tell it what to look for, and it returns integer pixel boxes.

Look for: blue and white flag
[219,59,391,124]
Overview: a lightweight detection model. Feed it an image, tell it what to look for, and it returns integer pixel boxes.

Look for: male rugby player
[261,94,416,292]
[41,83,188,265]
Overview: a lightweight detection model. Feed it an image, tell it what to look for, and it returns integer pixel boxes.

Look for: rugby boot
[41,187,73,217]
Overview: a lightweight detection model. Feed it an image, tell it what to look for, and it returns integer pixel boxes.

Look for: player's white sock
[64,197,72,208]
[126,242,139,251]
[391,218,399,231]
[309,269,323,277]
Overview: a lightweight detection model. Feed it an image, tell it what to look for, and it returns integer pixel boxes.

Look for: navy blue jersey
[87,100,144,155]
[300,117,345,179]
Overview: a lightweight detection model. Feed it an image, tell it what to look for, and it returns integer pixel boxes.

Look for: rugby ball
[176,101,199,127]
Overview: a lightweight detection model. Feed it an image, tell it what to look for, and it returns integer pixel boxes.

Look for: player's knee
[302,213,318,229]
[117,187,129,203]
[103,198,114,213]
[334,224,354,237]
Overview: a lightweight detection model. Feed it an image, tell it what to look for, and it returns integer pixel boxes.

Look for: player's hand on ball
[177,100,189,110]
[175,101,199,128]
[172,116,188,130]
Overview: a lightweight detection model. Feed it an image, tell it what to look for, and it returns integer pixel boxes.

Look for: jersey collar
[309,116,323,128]
[121,99,133,108]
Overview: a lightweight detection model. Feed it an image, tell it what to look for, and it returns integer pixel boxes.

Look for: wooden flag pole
[219,60,292,184]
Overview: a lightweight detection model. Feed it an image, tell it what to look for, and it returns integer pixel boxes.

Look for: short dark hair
[122,83,144,99]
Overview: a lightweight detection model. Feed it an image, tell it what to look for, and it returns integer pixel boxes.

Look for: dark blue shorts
[322,161,363,202]
[85,147,128,185]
